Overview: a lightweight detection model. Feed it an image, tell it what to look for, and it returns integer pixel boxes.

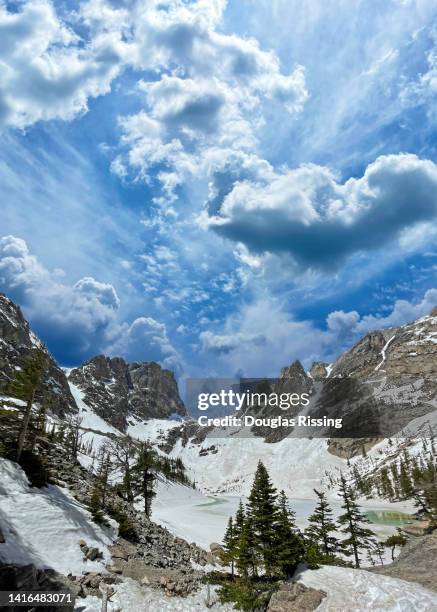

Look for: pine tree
[305,489,339,558]
[379,467,394,500]
[132,441,156,516]
[223,517,235,576]
[246,461,279,575]
[337,475,375,568]
[107,436,136,503]
[383,529,407,561]
[274,490,305,577]
[8,348,47,462]
[371,540,386,565]
[399,459,414,498]
[234,500,246,537]
[235,516,258,578]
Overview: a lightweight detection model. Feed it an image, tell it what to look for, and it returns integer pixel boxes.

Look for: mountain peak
[69,354,186,431]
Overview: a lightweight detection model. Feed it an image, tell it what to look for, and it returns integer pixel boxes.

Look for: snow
[78,579,234,611]
[374,335,396,372]
[152,472,412,550]
[325,363,333,378]
[127,416,182,444]
[169,436,346,498]
[297,565,437,611]
[68,383,120,436]
[0,459,117,574]
[0,394,26,407]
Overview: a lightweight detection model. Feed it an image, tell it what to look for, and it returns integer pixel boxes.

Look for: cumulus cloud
[0,235,120,358]
[205,153,437,270]
[197,297,326,377]
[200,329,266,354]
[110,0,307,194]
[0,235,181,369]
[198,288,437,377]
[350,288,437,334]
[0,0,128,128]
[107,316,182,373]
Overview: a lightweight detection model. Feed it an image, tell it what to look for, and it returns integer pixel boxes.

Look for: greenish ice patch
[196,496,228,508]
[366,510,413,526]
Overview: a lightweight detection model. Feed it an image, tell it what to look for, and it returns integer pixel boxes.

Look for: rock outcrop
[370,531,437,592]
[0,293,77,417]
[267,581,326,611]
[68,355,186,430]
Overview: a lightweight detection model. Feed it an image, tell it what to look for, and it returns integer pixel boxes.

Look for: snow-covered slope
[79,579,233,612]
[0,459,117,575]
[298,564,437,611]
[168,436,346,498]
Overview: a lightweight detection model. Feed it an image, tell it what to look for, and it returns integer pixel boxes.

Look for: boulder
[371,531,437,592]
[267,582,326,612]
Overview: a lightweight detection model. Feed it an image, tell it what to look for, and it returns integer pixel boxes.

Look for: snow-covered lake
[152,481,414,549]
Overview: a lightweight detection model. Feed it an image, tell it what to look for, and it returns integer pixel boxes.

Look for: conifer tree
[383,529,407,561]
[337,475,375,568]
[234,500,245,537]
[379,466,394,500]
[399,459,414,498]
[246,461,279,575]
[305,489,339,558]
[132,441,156,516]
[274,490,305,577]
[223,517,235,576]
[235,516,257,578]
[107,436,136,503]
[8,347,47,462]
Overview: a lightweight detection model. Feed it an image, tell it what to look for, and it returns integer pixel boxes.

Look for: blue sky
[1,0,436,379]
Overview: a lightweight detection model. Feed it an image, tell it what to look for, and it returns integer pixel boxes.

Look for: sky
[0,0,437,380]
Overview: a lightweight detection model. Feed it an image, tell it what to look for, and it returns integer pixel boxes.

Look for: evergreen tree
[234,500,246,538]
[132,441,156,516]
[107,436,136,502]
[222,517,235,576]
[8,348,47,462]
[399,459,414,498]
[235,516,258,578]
[337,475,375,568]
[274,490,305,577]
[379,466,394,500]
[305,489,339,558]
[246,461,279,575]
[383,529,407,561]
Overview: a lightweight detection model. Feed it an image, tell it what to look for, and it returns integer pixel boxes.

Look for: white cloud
[0,235,181,369]
[205,153,437,270]
[0,0,128,129]
[0,235,120,355]
[110,0,307,194]
[107,315,182,373]
[199,288,437,377]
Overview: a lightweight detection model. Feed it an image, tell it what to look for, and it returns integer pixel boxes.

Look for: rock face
[267,582,326,611]
[309,361,329,381]
[0,293,77,417]
[0,562,76,611]
[68,355,186,430]
[164,308,437,452]
[370,531,437,592]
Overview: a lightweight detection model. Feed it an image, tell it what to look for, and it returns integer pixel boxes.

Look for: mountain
[0,293,77,417]
[68,356,186,431]
[0,293,186,429]
[1,290,435,442]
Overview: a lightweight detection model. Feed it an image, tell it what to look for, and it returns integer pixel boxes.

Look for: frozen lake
[153,483,414,549]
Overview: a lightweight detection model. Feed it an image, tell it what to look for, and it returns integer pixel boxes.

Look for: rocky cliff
[68,356,186,430]
[0,293,186,430]
[0,293,77,416]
